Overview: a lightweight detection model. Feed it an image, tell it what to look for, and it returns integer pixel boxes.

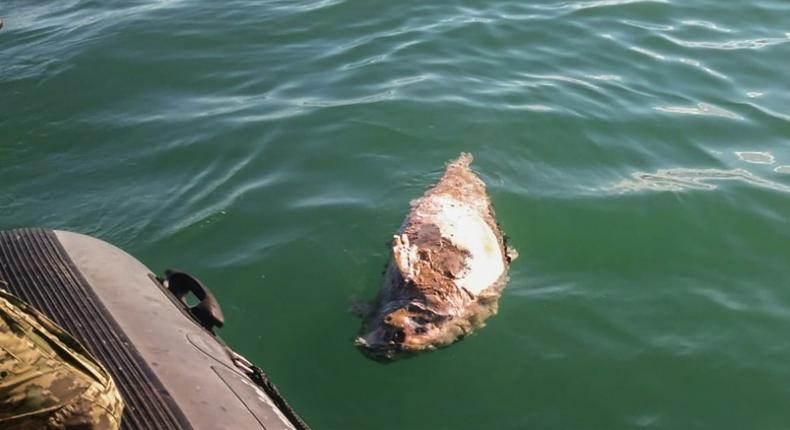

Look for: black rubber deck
[0,228,191,430]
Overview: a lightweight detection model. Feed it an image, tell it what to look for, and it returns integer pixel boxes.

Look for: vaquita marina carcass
[356,154,517,360]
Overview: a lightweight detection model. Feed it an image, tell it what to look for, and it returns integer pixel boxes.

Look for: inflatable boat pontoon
[0,228,309,430]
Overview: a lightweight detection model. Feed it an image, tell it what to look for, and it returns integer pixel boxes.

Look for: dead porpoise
[356,153,516,360]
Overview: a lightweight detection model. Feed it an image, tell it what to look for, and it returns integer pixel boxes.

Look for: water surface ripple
[2,0,790,428]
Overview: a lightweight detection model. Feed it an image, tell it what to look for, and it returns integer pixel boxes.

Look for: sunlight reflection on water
[735,151,775,165]
[613,167,790,193]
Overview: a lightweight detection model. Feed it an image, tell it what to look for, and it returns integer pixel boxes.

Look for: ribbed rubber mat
[0,228,191,430]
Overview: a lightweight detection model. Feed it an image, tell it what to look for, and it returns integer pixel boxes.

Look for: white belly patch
[415,195,505,295]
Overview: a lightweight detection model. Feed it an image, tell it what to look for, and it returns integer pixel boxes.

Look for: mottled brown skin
[356,154,514,360]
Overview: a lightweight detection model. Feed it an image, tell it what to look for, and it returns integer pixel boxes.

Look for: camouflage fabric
[0,284,124,430]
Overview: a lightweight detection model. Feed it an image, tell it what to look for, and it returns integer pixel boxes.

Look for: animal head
[355,299,467,361]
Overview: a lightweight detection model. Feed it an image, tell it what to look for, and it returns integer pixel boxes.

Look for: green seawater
[2,0,790,428]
